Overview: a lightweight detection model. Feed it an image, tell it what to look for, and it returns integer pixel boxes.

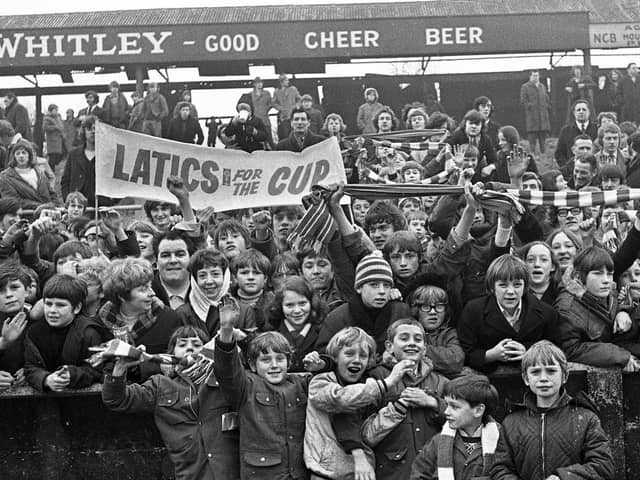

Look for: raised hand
[302,351,326,372]
[1,312,27,346]
[507,146,529,181]
[219,296,240,342]
[386,359,417,386]
[196,206,217,226]
[167,175,189,202]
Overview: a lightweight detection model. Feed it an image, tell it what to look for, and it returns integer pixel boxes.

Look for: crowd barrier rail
[1,363,636,479]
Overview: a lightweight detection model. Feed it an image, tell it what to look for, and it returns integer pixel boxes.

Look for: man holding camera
[222,103,269,153]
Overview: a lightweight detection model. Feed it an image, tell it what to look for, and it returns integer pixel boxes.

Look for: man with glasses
[556,206,586,234]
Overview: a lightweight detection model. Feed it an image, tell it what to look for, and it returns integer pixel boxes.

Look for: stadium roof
[0,0,627,28]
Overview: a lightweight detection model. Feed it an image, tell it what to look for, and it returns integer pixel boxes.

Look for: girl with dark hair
[491,125,538,183]
[266,276,327,372]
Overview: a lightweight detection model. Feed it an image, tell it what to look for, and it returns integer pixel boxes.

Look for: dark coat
[264,321,321,373]
[620,76,640,123]
[102,371,240,480]
[520,80,551,132]
[214,338,309,480]
[554,291,631,368]
[99,302,182,355]
[627,154,640,188]
[223,116,268,152]
[491,391,615,480]
[43,113,65,155]
[276,131,325,152]
[446,128,497,167]
[4,98,32,141]
[457,293,560,373]
[0,166,59,209]
[24,315,105,392]
[167,116,205,145]
[554,121,598,168]
[315,298,412,357]
[410,426,503,480]
[101,93,131,129]
[77,105,104,124]
[61,146,95,204]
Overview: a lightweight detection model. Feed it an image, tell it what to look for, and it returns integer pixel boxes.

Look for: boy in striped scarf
[409,375,501,480]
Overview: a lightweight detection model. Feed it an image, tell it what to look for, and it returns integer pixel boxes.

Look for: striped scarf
[287,186,337,253]
[288,184,640,253]
[437,419,500,480]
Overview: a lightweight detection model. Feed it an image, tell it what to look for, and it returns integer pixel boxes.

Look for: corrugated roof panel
[0,0,637,28]
[0,1,598,30]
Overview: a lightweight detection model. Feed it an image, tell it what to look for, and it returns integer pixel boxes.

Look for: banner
[95,122,346,211]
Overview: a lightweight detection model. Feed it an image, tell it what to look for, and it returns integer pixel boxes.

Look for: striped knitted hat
[355,251,393,290]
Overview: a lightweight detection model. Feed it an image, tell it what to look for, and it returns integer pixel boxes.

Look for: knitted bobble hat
[355,251,394,290]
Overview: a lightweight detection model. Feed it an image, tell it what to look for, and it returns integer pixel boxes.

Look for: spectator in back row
[43,104,66,170]
[276,107,325,152]
[273,73,301,141]
[76,90,103,128]
[167,102,204,145]
[520,70,551,154]
[142,82,169,138]
[555,100,598,169]
[101,81,130,129]
[223,103,268,153]
[300,94,324,135]
[3,92,32,142]
[357,87,384,134]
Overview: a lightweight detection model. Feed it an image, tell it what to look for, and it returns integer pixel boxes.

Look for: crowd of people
[0,64,640,480]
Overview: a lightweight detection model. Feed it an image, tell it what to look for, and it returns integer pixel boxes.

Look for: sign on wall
[0,12,590,68]
[590,23,640,48]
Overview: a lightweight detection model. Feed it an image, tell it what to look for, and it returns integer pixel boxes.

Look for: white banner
[95,122,346,211]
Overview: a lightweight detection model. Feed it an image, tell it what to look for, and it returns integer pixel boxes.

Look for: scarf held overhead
[288,184,640,253]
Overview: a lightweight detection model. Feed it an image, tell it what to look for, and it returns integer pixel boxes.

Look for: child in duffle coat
[409,375,501,480]
[102,325,240,480]
[214,319,310,479]
[303,327,415,479]
[362,319,449,480]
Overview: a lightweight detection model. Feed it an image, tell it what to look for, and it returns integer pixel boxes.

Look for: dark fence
[1,364,636,479]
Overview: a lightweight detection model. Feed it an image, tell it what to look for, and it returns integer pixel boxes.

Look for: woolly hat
[300,94,313,102]
[355,251,393,290]
[364,87,379,100]
[237,102,252,113]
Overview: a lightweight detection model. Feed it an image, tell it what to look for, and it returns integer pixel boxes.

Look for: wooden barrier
[0,365,635,480]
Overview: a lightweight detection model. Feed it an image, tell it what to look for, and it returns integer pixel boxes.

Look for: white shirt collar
[497,300,523,329]
[284,321,312,337]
